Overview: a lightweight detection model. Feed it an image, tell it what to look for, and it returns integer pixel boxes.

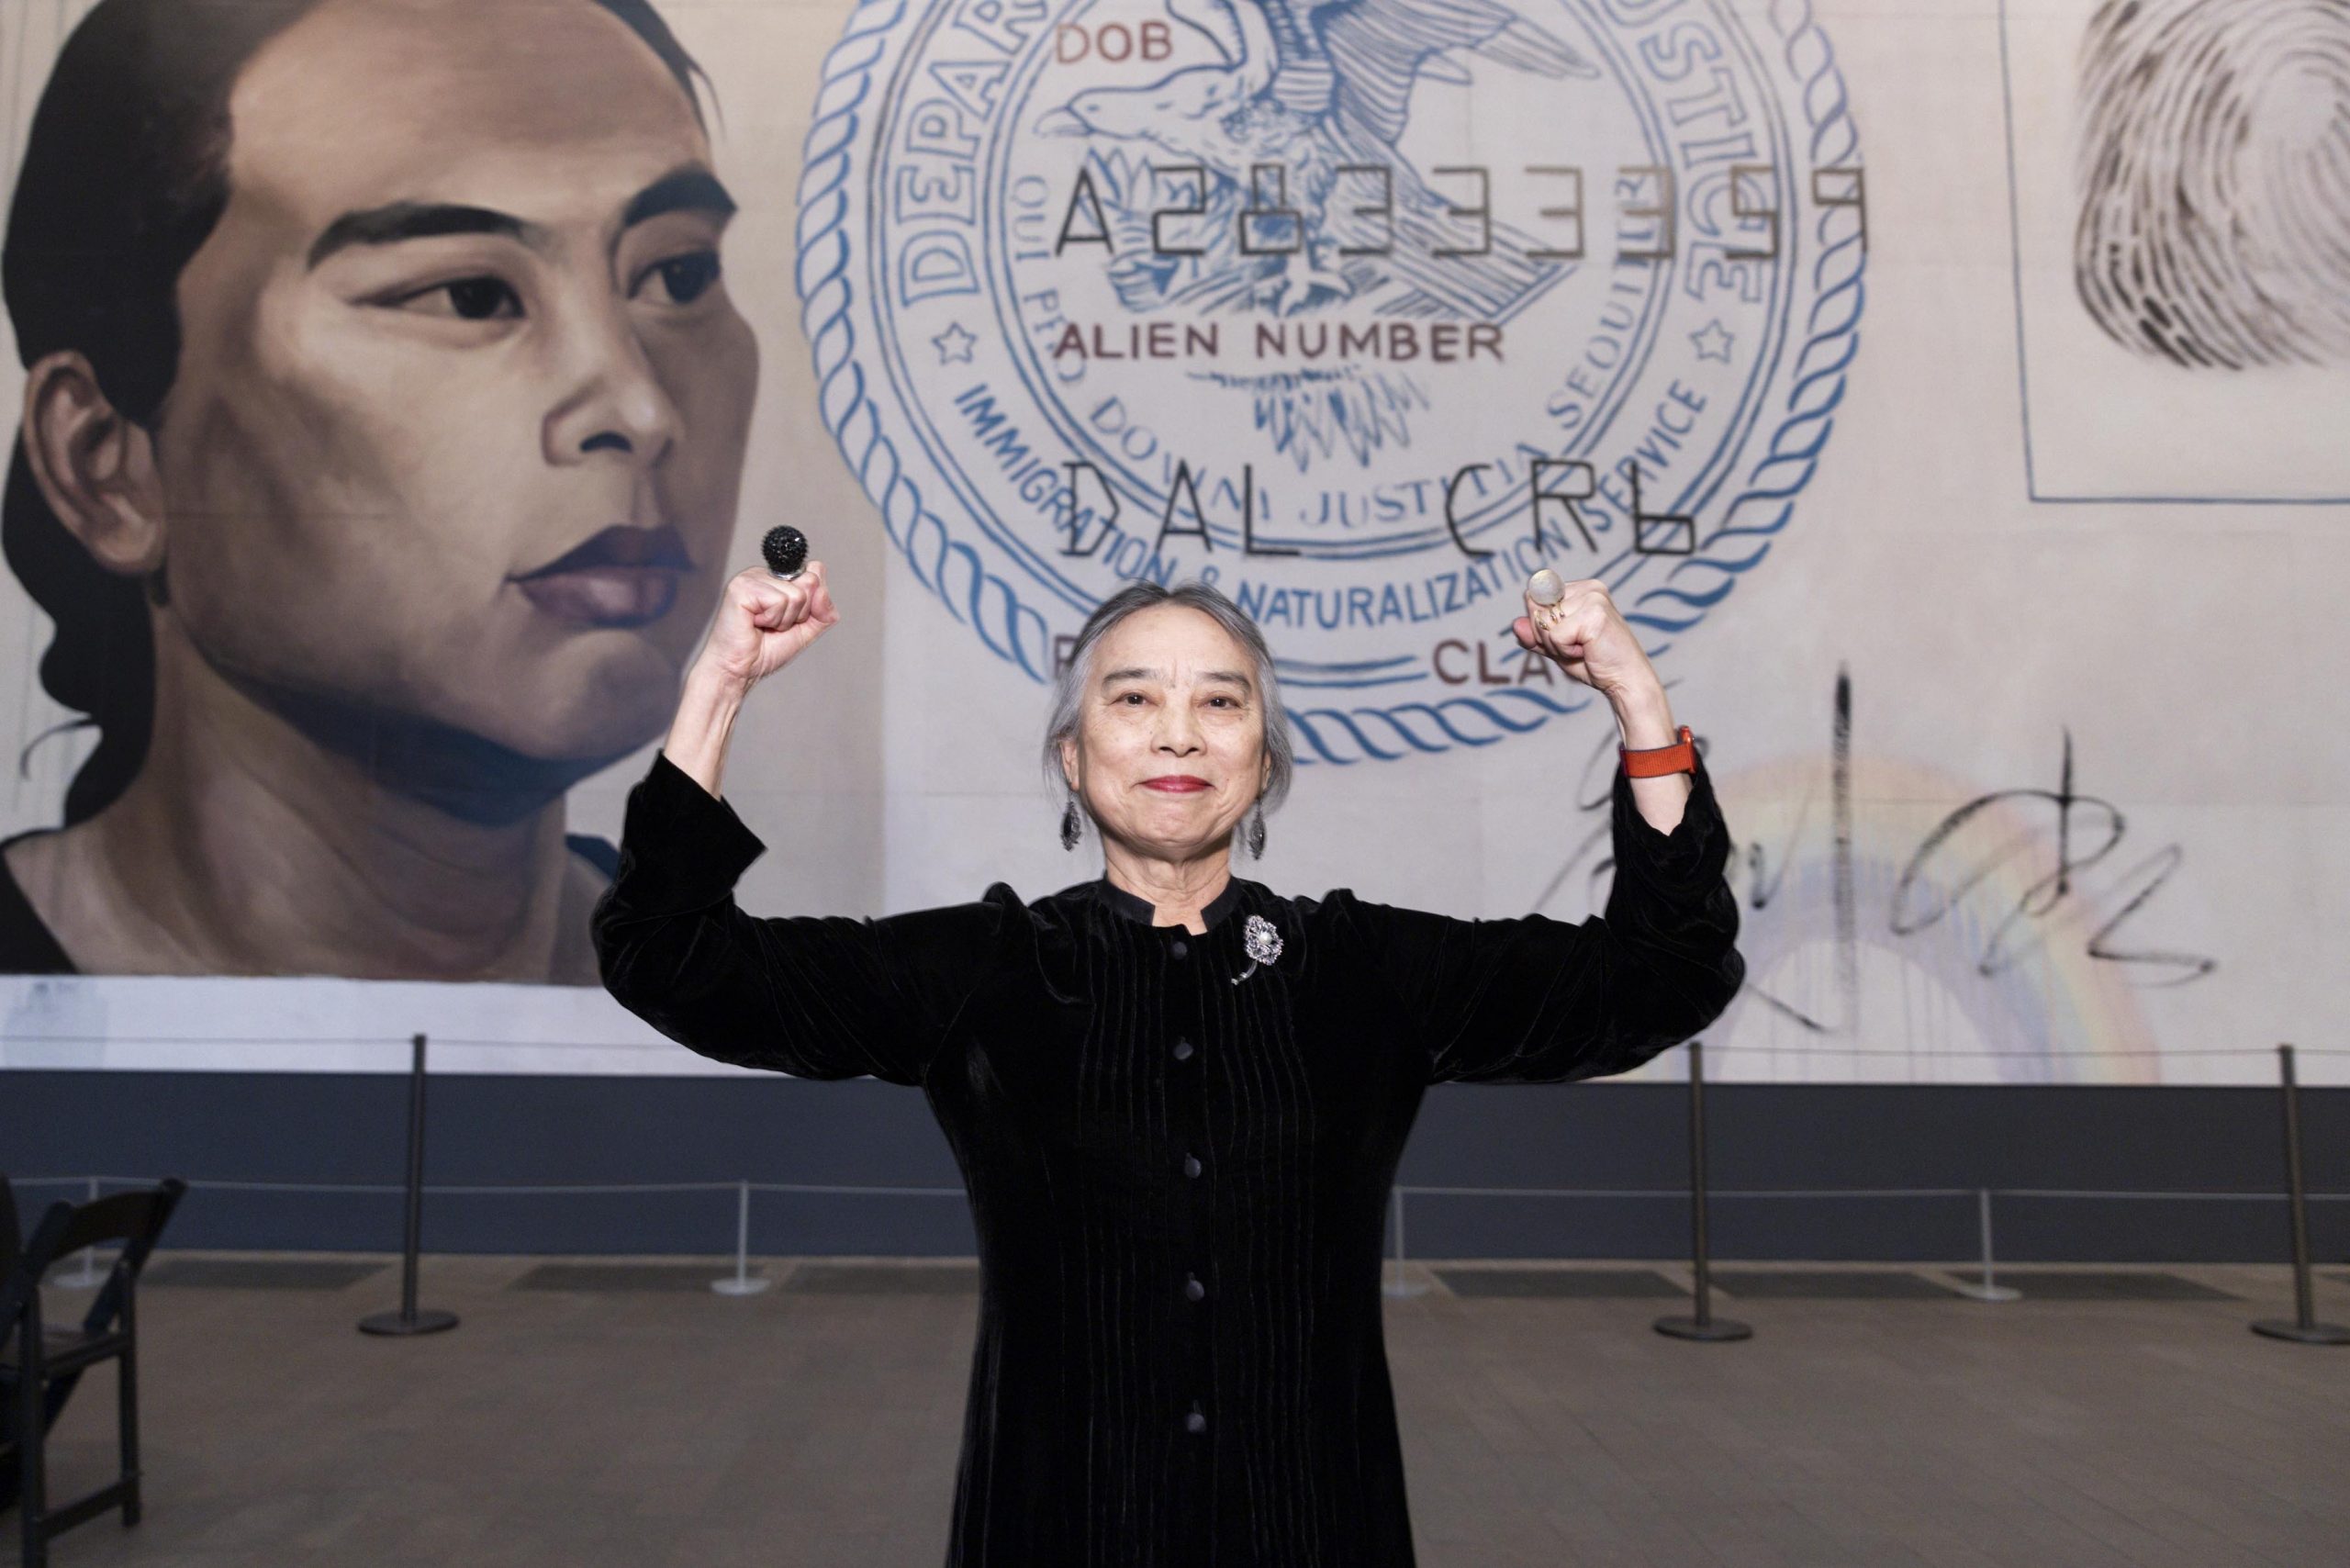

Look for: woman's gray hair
[1042,578,1296,835]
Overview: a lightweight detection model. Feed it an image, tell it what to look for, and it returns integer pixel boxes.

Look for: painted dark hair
[1,0,708,825]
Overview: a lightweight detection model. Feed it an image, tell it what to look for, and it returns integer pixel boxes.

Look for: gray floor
[15,1256,2350,1567]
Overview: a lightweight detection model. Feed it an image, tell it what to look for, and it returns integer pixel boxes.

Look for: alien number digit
[1335,163,1393,257]
[1149,163,1209,258]
[1238,162,1303,255]
[1429,165,1493,260]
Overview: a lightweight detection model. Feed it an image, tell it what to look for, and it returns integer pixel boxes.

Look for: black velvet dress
[591,746,1745,1567]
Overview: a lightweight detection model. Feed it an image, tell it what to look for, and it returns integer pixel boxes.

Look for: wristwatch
[1619,724,1696,778]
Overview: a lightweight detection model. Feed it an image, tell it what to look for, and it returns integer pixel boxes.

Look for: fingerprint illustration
[2075,0,2350,369]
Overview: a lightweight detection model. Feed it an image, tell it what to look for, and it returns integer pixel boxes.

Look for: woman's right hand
[696,559,840,693]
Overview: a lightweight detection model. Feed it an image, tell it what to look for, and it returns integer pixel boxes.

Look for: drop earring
[1060,797,1083,851]
[1247,800,1267,859]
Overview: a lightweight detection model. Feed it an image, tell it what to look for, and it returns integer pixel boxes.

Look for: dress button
[1170,938,1190,959]
[1182,1153,1202,1179]
[1186,1273,1206,1302]
[1186,1408,1208,1436]
[1172,1036,1194,1061]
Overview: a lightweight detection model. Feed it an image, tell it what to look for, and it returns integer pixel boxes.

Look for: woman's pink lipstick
[1143,777,1210,792]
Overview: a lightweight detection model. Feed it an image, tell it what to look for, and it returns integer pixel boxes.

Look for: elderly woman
[591,555,1744,1567]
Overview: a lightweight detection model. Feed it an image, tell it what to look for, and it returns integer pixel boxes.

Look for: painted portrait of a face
[0,0,756,980]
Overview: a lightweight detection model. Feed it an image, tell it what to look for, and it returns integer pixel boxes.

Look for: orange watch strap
[1619,724,1696,778]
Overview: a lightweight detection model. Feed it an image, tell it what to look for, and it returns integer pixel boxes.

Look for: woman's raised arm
[590,559,1002,1084]
[1351,746,1745,1085]
[590,747,1003,1083]
[657,558,844,801]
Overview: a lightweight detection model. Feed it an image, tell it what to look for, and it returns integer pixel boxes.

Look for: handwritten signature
[1542,666,2216,1036]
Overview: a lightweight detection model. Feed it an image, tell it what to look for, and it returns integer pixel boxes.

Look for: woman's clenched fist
[696,559,840,692]
[1509,569,1659,700]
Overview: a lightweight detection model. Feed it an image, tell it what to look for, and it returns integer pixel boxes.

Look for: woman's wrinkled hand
[1509,570,1659,700]
[696,558,840,693]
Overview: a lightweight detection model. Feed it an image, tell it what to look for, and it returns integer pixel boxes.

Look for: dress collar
[1091,872,1247,933]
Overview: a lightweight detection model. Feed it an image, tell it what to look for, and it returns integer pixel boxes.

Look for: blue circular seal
[800,0,1866,764]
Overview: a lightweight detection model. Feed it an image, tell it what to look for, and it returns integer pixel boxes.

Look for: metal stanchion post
[2252,1044,2349,1345]
[1382,1185,1428,1298]
[1949,1187,2020,1302]
[712,1179,772,1295]
[360,1033,459,1337]
[1656,1040,1751,1341]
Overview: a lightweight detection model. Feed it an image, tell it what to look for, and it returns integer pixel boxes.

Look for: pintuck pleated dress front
[591,745,1745,1567]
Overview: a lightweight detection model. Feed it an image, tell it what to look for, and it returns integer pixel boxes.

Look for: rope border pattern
[795,0,1867,766]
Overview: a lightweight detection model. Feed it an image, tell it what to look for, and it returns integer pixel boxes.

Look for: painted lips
[514,566,680,628]
[1143,778,1210,792]
[514,522,691,628]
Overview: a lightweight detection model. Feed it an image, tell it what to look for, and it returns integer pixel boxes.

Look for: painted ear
[19,350,166,577]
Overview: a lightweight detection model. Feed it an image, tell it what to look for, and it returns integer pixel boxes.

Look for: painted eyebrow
[621,166,738,228]
[1098,666,1254,693]
[308,202,543,268]
[306,166,737,270]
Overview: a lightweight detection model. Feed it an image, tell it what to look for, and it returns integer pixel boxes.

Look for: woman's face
[151,0,756,775]
[1060,605,1270,868]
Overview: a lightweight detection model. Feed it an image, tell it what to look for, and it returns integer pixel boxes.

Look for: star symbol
[933,323,977,365]
[1691,319,1734,362]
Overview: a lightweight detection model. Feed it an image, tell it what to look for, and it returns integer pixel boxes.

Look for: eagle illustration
[1035,0,1598,321]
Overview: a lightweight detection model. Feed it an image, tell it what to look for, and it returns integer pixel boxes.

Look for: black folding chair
[0,1171,23,1514]
[0,1177,186,1567]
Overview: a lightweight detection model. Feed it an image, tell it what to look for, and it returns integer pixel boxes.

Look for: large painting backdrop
[0,0,2337,1085]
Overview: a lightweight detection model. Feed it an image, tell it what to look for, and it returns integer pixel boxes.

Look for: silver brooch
[1230,913,1284,984]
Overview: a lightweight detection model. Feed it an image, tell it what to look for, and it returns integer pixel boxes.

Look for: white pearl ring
[1527,568,1566,631]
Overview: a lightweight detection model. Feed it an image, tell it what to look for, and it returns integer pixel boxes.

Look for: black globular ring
[761,525,809,580]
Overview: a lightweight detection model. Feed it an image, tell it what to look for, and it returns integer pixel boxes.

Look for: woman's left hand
[1510,573,1660,701]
